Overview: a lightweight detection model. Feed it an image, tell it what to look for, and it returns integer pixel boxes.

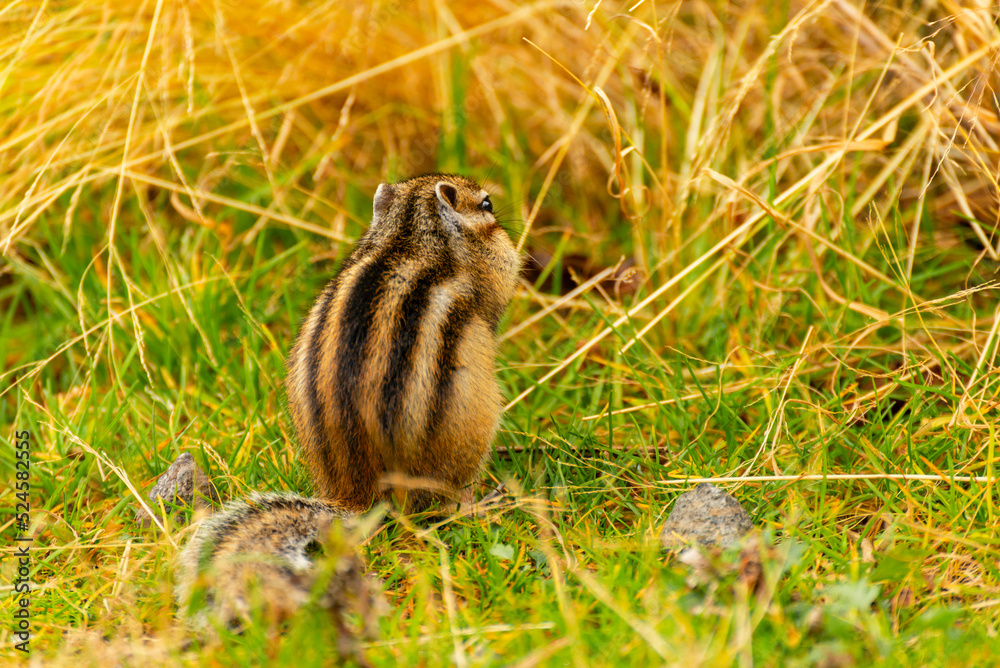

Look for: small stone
[660,483,753,550]
[134,452,219,528]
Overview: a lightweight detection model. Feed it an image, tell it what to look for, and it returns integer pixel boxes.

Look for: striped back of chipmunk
[286,174,520,510]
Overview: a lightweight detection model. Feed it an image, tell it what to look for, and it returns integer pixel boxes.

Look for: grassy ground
[2,0,1000,665]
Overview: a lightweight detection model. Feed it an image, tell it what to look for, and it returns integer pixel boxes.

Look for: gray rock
[134,452,219,528]
[660,483,753,550]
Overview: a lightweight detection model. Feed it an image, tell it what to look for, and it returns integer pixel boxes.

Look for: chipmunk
[175,174,520,635]
[174,493,365,625]
[286,173,521,512]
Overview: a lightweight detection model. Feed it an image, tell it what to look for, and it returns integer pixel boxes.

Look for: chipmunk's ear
[435,181,464,232]
[372,183,396,226]
[435,182,459,211]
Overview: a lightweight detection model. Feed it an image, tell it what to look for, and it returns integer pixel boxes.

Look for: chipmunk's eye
[479,197,493,213]
[304,540,324,558]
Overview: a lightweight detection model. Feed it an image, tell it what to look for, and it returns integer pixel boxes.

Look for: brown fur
[285,174,520,512]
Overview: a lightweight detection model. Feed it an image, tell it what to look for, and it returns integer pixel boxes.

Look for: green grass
[3,0,1000,665]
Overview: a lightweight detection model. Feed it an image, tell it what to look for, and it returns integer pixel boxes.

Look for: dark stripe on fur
[425,293,476,435]
[302,279,339,485]
[337,237,405,394]
[337,229,416,464]
[380,254,457,435]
